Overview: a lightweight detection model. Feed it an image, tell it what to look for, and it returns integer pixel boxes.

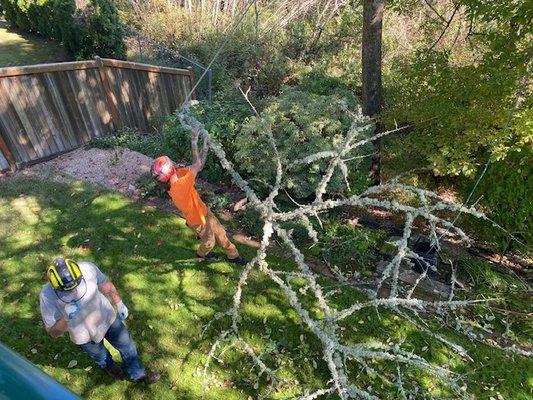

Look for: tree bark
[362,0,383,117]
[362,0,384,185]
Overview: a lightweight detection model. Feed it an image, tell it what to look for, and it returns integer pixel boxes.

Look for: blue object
[79,318,145,380]
[0,342,80,400]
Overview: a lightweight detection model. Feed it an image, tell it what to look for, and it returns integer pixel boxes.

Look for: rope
[183,0,259,104]
[427,65,532,254]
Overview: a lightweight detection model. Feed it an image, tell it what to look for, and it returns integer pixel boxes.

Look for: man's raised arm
[190,129,209,174]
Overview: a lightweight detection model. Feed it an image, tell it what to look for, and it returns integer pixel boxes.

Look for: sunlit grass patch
[0,176,531,399]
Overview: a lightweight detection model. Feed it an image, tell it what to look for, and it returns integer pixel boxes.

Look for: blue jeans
[79,318,146,380]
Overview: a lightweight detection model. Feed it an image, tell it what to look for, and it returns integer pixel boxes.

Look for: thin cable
[427,65,532,253]
[183,0,259,103]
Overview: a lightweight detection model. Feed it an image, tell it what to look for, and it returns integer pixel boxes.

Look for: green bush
[206,193,230,212]
[161,93,253,184]
[92,128,166,157]
[1,0,57,37]
[236,208,264,239]
[135,171,167,199]
[234,87,371,199]
[93,94,252,185]
[472,146,533,248]
[319,222,386,274]
[1,0,125,59]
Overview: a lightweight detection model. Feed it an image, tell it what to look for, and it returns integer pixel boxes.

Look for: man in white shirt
[39,258,159,384]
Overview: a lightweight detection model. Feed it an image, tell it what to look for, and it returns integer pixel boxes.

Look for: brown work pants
[190,210,239,259]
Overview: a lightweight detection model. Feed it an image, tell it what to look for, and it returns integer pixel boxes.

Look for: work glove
[117,300,129,321]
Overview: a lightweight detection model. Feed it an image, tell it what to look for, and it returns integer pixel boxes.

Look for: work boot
[228,256,248,266]
[197,252,219,262]
[105,364,125,380]
[134,371,161,384]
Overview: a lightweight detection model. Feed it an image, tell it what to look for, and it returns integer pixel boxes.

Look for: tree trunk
[362,0,384,185]
[362,0,383,116]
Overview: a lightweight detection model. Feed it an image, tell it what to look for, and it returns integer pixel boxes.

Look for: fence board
[0,151,8,170]
[0,58,194,170]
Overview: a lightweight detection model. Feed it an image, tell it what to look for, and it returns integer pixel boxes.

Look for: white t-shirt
[39,261,117,345]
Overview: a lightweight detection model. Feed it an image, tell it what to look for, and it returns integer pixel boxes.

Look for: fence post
[95,57,121,131]
[0,134,16,169]
[207,68,213,103]
[186,66,196,101]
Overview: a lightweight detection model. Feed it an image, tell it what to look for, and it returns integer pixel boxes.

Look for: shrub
[1,0,125,59]
[234,87,371,199]
[472,146,533,249]
[92,128,166,157]
[54,0,126,59]
[135,171,167,198]
[206,193,230,212]
[236,208,263,239]
[161,93,253,184]
[1,0,59,37]
[319,222,386,275]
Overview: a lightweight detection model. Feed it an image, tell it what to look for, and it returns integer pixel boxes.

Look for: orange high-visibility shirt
[168,167,208,226]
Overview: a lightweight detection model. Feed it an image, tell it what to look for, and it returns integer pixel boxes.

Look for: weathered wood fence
[0,57,195,171]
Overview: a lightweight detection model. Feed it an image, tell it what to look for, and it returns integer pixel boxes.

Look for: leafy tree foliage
[1,0,126,59]
[381,0,532,245]
[234,87,371,199]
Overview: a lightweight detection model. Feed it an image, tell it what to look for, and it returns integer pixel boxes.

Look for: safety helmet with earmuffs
[47,258,83,291]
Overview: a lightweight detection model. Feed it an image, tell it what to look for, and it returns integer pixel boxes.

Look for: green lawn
[0,175,531,399]
[0,19,71,67]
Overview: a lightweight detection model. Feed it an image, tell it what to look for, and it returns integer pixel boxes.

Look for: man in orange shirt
[151,130,247,265]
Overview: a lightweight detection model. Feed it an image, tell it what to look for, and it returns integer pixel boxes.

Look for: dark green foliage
[235,208,263,239]
[135,171,167,198]
[474,147,533,248]
[1,0,125,59]
[457,257,531,345]
[380,0,532,249]
[235,87,371,199]
[458,258,522,291]
[206,193,230,212]
[92,128,167,157]
[161,94,252,184]
[56,0,126,59]
[1,0,60,38]
[319,222,386,274]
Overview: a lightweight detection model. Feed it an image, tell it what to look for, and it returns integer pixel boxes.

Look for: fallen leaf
[67,360,78,368]
[30,348,37,354]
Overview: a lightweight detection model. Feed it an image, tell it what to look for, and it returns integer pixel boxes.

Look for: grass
[0,18,71,67]
[0,175,531,399]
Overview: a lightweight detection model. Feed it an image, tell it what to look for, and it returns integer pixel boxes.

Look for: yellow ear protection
[47,258,82,291]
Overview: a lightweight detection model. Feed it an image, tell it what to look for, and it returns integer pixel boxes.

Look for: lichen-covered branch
[177,102,507,399]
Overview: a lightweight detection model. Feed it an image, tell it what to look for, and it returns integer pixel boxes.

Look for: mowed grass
[0,19,71,67]
[0,176,531,399]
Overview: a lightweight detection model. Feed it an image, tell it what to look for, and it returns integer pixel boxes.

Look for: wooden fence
[0,57,195,170]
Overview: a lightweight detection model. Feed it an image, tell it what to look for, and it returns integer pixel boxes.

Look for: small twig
[428,4,459,51]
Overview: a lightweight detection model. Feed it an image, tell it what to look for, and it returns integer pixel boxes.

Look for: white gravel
[26,147,153,196]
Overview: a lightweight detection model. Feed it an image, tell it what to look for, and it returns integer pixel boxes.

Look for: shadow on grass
[0,176,531,399]
[0,176,336,398]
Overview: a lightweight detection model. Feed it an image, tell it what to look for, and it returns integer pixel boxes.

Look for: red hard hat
[152,156,175,183]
